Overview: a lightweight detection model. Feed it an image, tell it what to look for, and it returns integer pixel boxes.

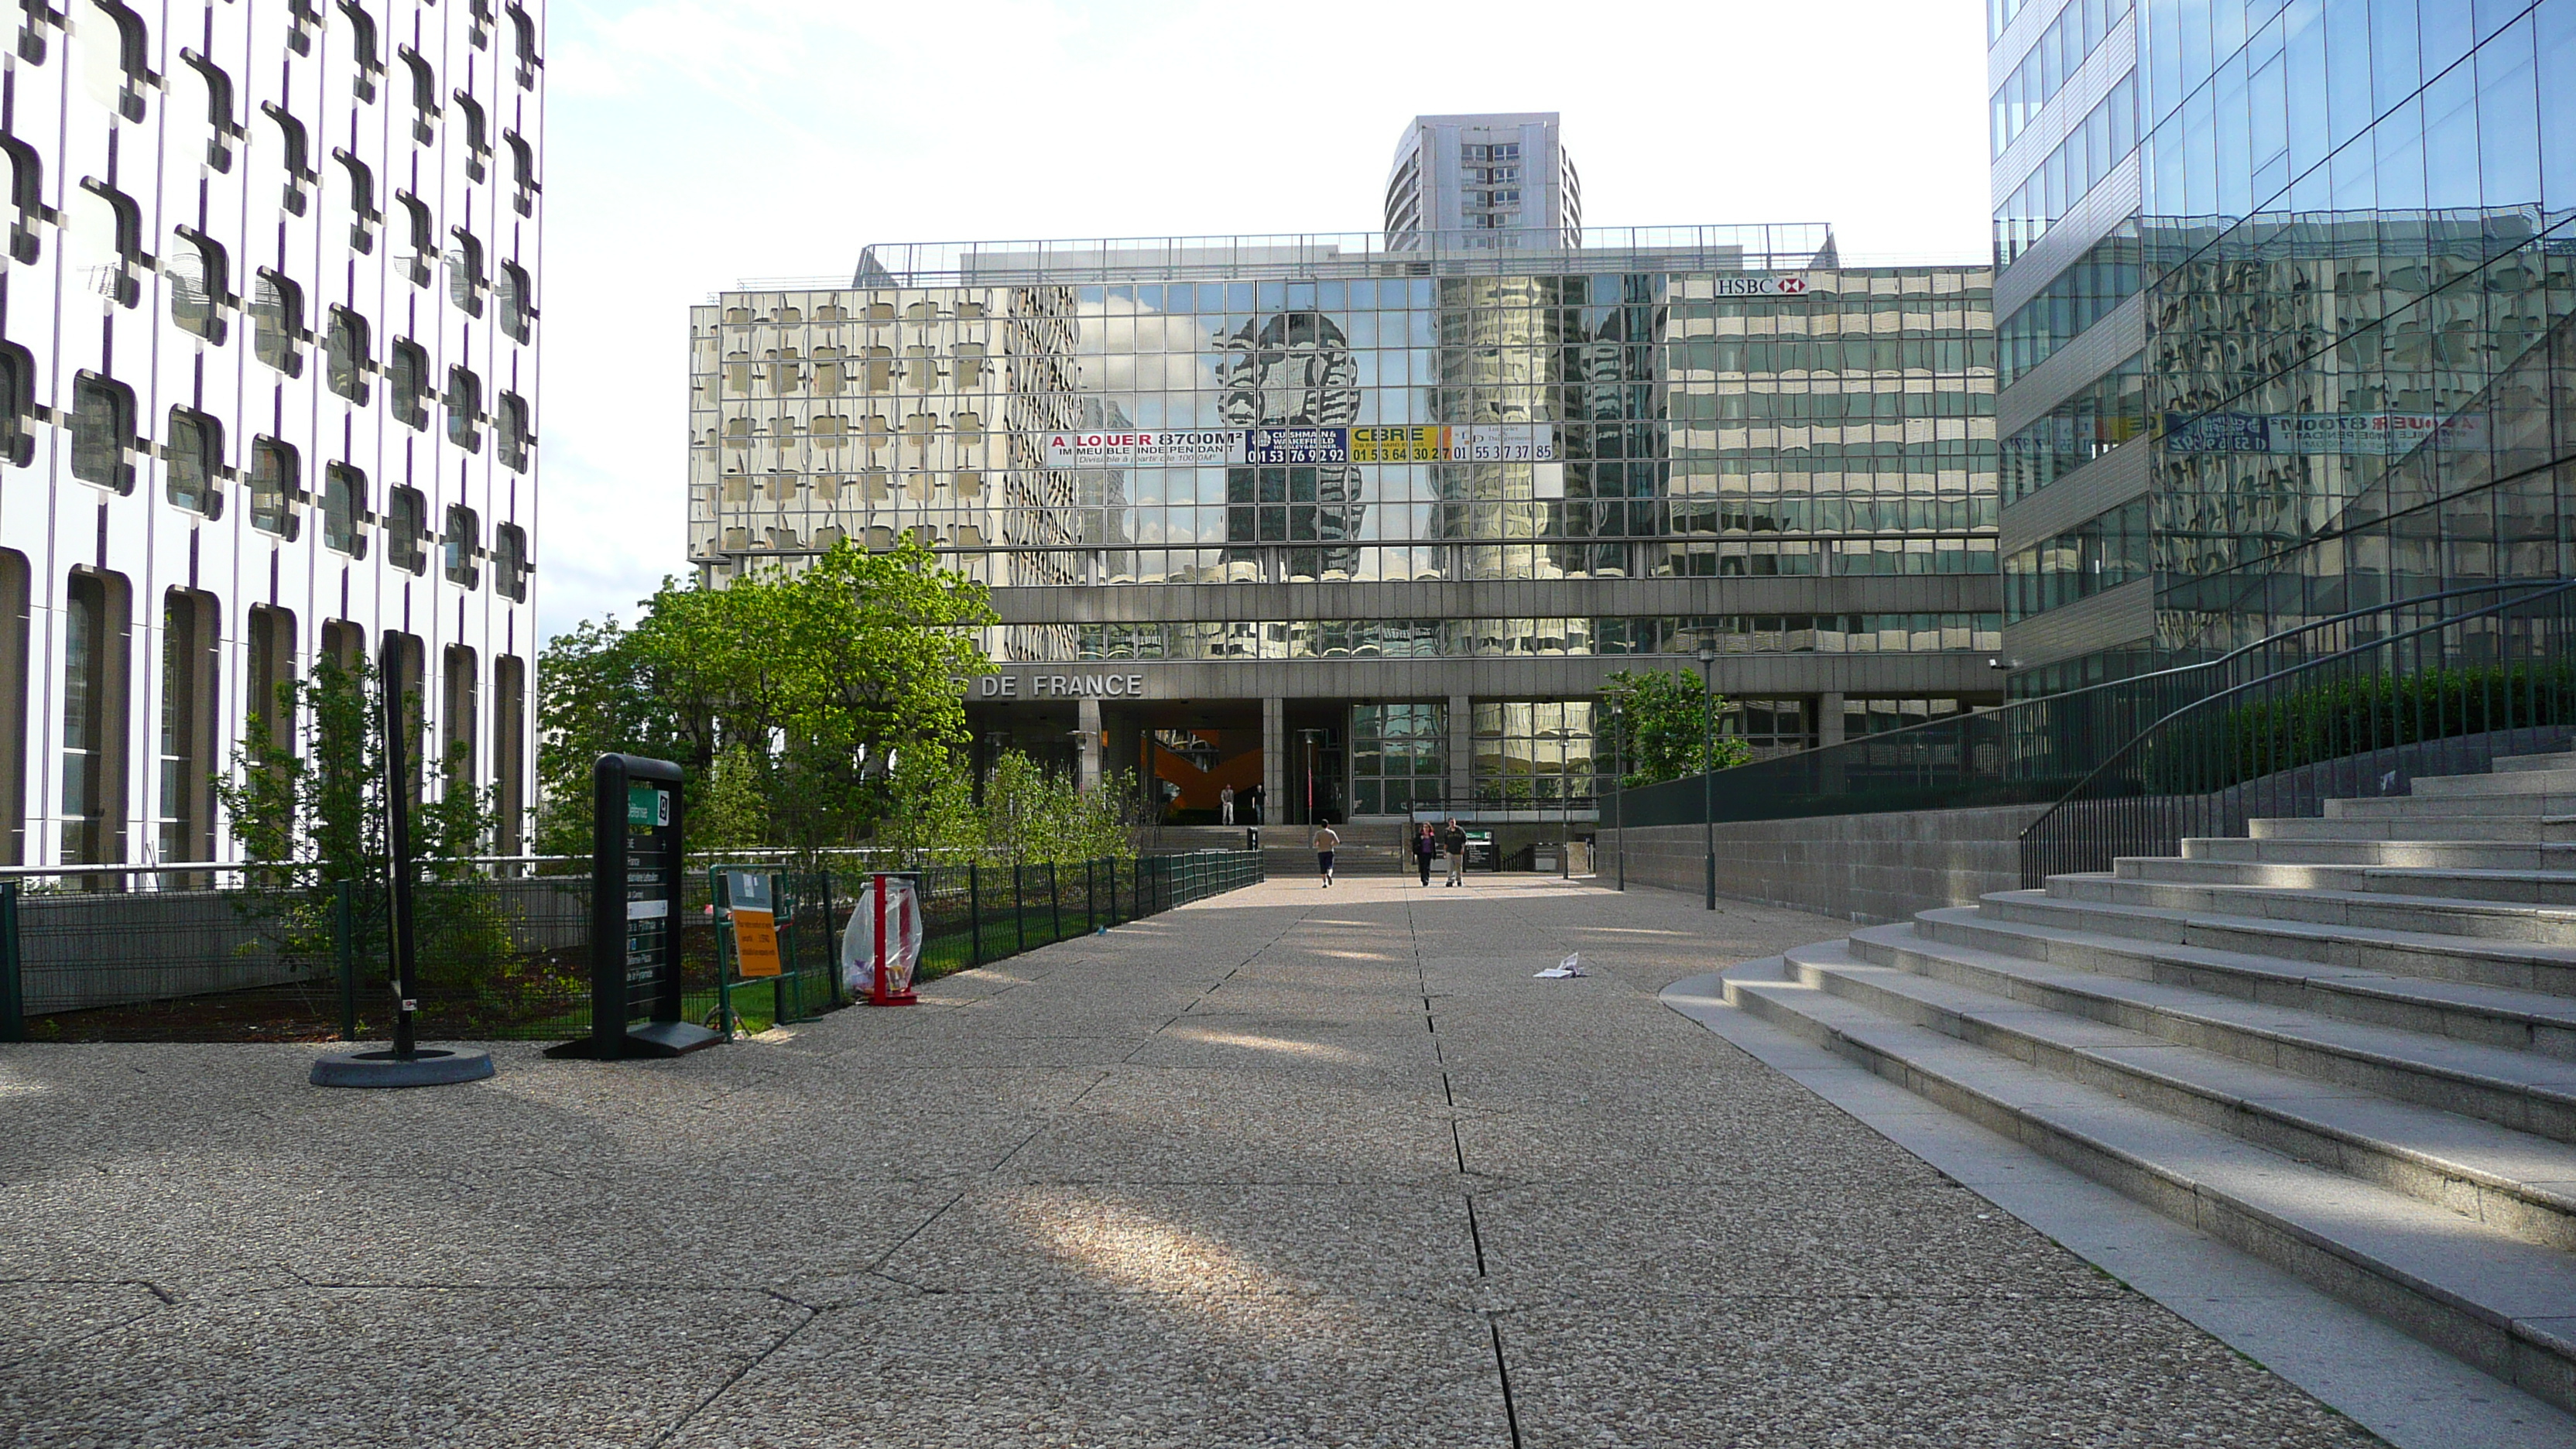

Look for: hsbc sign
[1710,275,1811,296]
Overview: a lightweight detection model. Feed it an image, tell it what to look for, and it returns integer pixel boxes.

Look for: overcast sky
[536,0,1993,638]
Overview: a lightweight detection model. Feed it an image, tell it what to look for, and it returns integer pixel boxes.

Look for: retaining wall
[1598,803,2048,925]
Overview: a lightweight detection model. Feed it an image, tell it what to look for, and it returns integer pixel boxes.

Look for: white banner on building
[1043,430,1249,468]
[1043,423,1559,468]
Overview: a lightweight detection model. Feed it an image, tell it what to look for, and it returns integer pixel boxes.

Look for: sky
[536,0,1994,639]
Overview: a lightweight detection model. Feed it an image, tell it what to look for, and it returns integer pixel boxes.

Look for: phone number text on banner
[1043,425,1557,468]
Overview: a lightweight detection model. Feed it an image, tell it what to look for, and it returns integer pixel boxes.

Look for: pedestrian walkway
[0,875,2383,1445]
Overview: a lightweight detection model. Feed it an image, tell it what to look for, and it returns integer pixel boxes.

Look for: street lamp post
[1698,646,1718,910]
[1611,701,1625,892]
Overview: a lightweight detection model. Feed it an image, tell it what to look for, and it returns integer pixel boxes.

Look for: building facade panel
[0,0,543,867]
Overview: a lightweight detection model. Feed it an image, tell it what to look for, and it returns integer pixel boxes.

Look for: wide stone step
[2114,856,2576,906]
[1844,922,2576,1143]
[2494,752,2576,774]
[2328,790,2576,821]
[1725,947,2576,1413]
[1950,896,2576,1024]
[2047,871,2576,949]
[2182,836,2576,871]
[2417,766,2576,798]
[1776,940,2576,1251]
[2252,814,2576,844]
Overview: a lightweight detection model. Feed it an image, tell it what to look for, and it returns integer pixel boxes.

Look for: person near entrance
[1313,822,1340,887]
[1441,818,1468,886]
[1413,823,1438,886]
[1221,783,1235,825]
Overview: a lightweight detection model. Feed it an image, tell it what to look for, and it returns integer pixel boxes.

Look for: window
[331,149,376,250]
[167,228,228,341]
[252,270,303,375]
[388,340,429,429]
[495,391,530,471]
[158,587,218,868]
[452,90,487,179]
[386,486,428,573]
[60,570,128,865]
[493,654,526,852]
[163,406,222,516]
[324,307,370,402]
[77,177,144,306]
[445,228,483,315]
[443,643,479,796]
[180,49,240,171]
[0,342,34,467]
[505,131,536,214]
[444,366,481,450]
[336,0,380,100]
[70,372,134,492]
[400,47,437,139]
[249,437,299,537]
[396,192,432,286]
[91,0,152,120]
[493,522,528,601]
[1350,703,1446,817]
[261,102,312,214]
[498,260,532,342]
[321,464,368,556]
[444,504,480,586]
[243,605,296,759]
[506,2,538,86]
[2,135,43,262]
[0,550,21,864]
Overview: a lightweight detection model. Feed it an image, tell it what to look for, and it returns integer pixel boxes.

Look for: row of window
[1068,613,2006,663]
[1995,0,2136,156]
[2003,495,2152,618]
[1999,350,2148,503]
[1996,76,2141,267]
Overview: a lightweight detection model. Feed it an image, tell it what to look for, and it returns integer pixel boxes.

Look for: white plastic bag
[842,876,925,999]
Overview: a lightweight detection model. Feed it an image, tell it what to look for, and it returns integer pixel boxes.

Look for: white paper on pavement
[1534,952,1587,978]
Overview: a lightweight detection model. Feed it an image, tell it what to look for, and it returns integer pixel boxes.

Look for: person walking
[1441,818,1469,886]
[1220,783,1235,825]
[1413,822,1438,886]
[1312,821,1340,888]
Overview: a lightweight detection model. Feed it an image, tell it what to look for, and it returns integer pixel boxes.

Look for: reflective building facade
[690,222,2004,825]
[0,0,544,868]
[1990,0,2576,694]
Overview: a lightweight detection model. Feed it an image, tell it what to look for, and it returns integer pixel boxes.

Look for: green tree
[1598,669,1752,787]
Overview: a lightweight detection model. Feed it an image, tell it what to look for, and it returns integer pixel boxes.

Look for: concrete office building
[1988,0,2576,694]
[0,0,545,868]
[1383,111,1581,248]
[689,121,2003,831]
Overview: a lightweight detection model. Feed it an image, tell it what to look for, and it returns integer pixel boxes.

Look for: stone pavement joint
[0,874,2389,1446]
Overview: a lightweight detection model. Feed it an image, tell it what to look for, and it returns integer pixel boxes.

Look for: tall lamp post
[1698,646,1718,910]
[1610,701,1625,892]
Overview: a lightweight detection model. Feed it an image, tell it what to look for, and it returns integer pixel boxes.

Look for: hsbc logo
[1711,275,1811,297]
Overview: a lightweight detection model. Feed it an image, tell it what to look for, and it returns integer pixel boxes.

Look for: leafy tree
[1598,669,1752,787]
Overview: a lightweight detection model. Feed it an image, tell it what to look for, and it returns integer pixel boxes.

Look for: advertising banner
[1044,424,1560,468]
[2163,411,2490,455]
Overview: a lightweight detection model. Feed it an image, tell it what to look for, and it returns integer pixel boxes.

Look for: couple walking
[1413,819,1468,887]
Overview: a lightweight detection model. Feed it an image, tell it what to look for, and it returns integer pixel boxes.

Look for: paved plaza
[0,875,2389,1447]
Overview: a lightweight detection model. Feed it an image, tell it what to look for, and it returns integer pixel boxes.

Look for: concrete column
[1262,697,1285,827]
[1076,694,1101,793]
[1447,694,1473,815]
[1817,691,1846,749]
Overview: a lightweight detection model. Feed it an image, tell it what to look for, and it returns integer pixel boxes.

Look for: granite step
[1843,920,2576,1142]
[1773,940,2576,1251]
[2114,855,2576,907]
[2328,791,2576,821]
[2415,766,2576,798]
[1944,896,2576,1029]
[2495,752,2576,774]
[1723,947,2576,1413]
[2180,836,2576,871]
[2251,814,2576,844]
[2046,871,2576,949]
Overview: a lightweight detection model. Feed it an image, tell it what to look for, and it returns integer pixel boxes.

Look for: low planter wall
[1599,803,2048,925]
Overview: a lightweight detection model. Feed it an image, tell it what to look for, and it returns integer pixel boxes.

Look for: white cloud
[533,0,1991,639]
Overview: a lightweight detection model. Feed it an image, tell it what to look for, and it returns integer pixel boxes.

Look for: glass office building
[1990,0,2576,695]
[690,222,2005,826]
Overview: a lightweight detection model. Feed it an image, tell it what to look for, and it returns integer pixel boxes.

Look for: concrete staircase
[1726,746,2576,1413]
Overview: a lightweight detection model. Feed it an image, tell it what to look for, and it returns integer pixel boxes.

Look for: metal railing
[0,850,1264,1044]
[2017,581,2576,886]
[1613,581,2576,831]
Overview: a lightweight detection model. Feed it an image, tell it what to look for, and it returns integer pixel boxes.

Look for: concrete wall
[1599,803,2048,925]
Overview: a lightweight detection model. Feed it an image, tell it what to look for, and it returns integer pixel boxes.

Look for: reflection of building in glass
[1989,0,2576,694]
[687,214,2003,827]
[1385,113,1581,250]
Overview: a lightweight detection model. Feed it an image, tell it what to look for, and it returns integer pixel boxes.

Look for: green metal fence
[0,850,1263,1045]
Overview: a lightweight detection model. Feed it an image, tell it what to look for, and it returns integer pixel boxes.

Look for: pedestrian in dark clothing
[1440,819,1469,886]
[1413,823,1438,886]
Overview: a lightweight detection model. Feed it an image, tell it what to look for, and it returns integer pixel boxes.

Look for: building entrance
[1139,714,1262,825]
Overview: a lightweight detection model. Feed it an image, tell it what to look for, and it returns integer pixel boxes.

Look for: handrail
[2016,577,2576,886]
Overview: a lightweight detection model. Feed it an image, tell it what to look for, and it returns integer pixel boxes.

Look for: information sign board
[725,870,783,979]
[550,754,721,1060]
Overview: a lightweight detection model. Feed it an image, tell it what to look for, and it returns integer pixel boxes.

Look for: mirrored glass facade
[1992,0,2576,694]
[690,215,2007,824]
